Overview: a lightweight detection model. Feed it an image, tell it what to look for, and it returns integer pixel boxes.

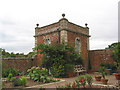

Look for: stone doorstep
[25,79,65,88]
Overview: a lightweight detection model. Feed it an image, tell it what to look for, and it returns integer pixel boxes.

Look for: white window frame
[45,38,51,45]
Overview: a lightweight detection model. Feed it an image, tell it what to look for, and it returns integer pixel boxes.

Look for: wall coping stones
[2,58,33,60]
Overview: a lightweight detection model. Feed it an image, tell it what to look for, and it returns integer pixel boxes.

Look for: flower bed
[2,66,60,88]
[2,77,60,88]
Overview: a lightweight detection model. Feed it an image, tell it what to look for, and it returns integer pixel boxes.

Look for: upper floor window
[75,38,81,53]
[45,38,51,45]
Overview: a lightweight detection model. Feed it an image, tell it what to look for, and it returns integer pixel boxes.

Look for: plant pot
[88,70,92,74]
[101,79,108,85]
[106,69,112,75]
[68,72,74,77]
[114,73,120,80]
[95,75,102,81]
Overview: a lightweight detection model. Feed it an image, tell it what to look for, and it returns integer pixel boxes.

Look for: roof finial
[85,23,88,27]
[62,13,65,18]
[36,23,39,27]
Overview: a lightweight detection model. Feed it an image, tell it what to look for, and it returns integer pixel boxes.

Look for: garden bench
[74,65,86,76]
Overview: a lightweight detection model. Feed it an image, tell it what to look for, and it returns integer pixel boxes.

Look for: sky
[0,0,119,54]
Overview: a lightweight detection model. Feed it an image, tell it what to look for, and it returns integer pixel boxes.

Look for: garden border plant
[2,67,20,78]
[99,66,108,85]
[57,74,93,88]
[112,42,120,80]
[27,66,59,84]
[112,42,120,72]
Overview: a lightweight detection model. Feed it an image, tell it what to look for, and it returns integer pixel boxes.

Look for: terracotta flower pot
[68,72,74,77]
[114,73,120,80]
[95,75,102,81]
[101,79,108,85]
[88,70,92,74]
[106,69,112,75]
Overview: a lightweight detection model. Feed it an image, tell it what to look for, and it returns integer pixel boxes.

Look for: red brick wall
[67,31,88,69]
[2,58,37,72]
[89,49,115,71]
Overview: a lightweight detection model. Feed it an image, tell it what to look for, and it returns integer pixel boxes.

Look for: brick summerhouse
[34,14,90,70]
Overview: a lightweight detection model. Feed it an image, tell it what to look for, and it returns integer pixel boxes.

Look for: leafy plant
[2,68,19,78]
[37,42,84,77]
[65,64,74,73]
[75,75,86,88]
[27,66,51,83]
[57,75,93,88]
[12,76,22,86]
[85,74,93,87]
[32,67,42,82]
[19,71,25,76]
[112,42,120,71]
[21,76,27,86]
[27,69,33,80]
[8,73,13,81]
[99,66,107,79]
[63,82,79,88]
[100,63,117,73]
[52,59,65,77]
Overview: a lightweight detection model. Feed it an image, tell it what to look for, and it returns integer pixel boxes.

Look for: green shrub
[8,73,13,81]
[112,42,120,70]
[99,66,107,79]
[19,71,25,76]
[85,74,93,87]
[27,66,51,83]
[100,63,117,73]
[12,76,22,86]
[2,68,19,78]
[37,42,84,78]
[21,76,27,86]
[52,59,65,78]
[11,77,16,82]
[65,64,74,73]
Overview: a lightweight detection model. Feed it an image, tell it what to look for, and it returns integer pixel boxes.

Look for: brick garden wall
[89,49,115,71]
[2,56,37,72]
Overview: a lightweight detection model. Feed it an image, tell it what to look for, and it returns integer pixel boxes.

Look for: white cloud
[0,0,119,53]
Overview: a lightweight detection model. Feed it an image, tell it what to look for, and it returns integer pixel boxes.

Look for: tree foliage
[0,48,35,59]
[112,42,120,68]
[106,42,118,49]
[37,42,84,77]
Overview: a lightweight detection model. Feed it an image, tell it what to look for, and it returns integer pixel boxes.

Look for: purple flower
[16,76,19,79]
